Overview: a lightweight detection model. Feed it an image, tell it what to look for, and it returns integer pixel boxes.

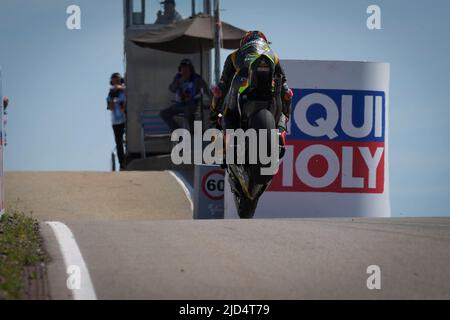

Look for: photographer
[3,96,8,111]
[155,0,182,25]
[2,96,9,146]
[107,73,126,170]
[160,59,211,133]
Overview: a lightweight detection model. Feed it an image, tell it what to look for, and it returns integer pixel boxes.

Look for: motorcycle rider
[209,31,293,157]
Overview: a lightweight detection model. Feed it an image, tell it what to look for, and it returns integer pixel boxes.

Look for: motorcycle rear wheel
[248,108,277,185]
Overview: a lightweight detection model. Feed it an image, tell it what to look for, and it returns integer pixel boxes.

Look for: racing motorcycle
[218,53,284,219]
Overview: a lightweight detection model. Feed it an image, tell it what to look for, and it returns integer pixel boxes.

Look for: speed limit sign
[194,165,225,219]
[202,170,225,200]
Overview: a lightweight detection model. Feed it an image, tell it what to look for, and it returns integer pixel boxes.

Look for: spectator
[2,96,8,146]
[2,96,8,111]
[107,73,126,170]
[160,59,211,132]
[155,0,182,24]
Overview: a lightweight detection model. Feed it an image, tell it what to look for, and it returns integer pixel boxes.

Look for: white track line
[167,170,194,212]
[46,221,97,300]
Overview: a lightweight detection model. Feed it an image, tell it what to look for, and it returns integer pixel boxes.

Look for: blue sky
[1,0,449,216]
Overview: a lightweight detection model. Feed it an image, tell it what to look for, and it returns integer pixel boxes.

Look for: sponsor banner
[225,60,391,218]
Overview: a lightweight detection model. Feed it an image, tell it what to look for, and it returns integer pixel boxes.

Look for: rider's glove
[210,93,224,129]
[283,88,294,102]
[212,85,223,98]
[278,129,287,159]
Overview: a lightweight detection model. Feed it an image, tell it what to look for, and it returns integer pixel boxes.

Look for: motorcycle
[218,53,284,219]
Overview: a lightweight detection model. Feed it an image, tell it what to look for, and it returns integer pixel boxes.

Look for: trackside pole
[213,0,221,84]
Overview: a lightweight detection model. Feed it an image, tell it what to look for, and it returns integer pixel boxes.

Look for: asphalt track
[5,172,450,300]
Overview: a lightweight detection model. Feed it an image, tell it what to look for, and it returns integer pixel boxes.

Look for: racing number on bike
[202,170,225,200]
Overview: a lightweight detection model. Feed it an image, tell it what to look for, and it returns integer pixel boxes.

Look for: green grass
[0,209,48,300]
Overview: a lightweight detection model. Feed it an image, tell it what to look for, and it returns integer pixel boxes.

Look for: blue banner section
[289,89,385,142]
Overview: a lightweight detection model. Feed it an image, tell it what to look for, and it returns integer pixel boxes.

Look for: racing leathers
[209,38,293,151]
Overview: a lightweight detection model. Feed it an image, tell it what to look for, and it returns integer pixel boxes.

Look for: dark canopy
[131,14,247,53]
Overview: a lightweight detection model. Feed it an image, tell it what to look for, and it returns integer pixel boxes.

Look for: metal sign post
[213,0,221,84]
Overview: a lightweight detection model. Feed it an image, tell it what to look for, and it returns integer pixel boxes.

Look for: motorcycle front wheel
[234,192,258,219]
